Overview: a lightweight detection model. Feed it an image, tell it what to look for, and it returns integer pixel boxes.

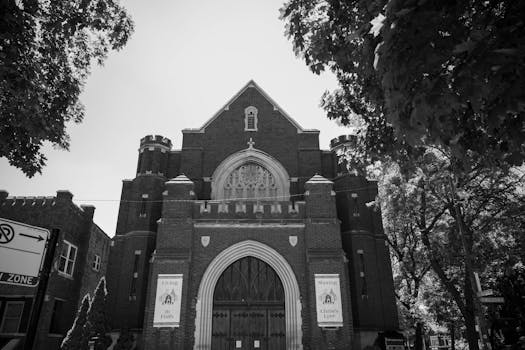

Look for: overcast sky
[0,0,348,235]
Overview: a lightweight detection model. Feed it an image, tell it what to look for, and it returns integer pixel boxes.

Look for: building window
[357,250,367,297]
[351,193,360,217]
[92,255,101,271]
[49,299,65,334]
[58,240,77,277]
[139,194,148,217]
[130,251,141,300]
[0,301,24,333]
[244,106,258,131]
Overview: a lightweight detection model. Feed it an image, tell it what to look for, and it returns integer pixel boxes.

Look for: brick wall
[0,190,107,350]
[78,221,111,309]
[138,175,353,350]
[108,82,399,350]
[334,175,399,338]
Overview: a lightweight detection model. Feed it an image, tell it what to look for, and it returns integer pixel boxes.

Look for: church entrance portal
[212,256,286,350]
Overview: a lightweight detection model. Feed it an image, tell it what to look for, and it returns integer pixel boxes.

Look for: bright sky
[0,0,348,236]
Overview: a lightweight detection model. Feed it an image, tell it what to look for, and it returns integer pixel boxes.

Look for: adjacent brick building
[0,190,111,350]
[107,80,399,350]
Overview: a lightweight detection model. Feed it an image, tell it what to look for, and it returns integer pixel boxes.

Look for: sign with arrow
[0,218,50,287]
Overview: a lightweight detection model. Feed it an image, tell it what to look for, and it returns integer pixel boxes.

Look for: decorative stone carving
[210,148,290,201]
[223,163,278,200]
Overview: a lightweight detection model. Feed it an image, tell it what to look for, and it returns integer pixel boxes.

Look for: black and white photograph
[0,0,524,349]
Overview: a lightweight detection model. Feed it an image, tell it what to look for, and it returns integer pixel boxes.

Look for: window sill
[57,272,74,280]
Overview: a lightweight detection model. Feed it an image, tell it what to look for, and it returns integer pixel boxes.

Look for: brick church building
[106,81,399,350]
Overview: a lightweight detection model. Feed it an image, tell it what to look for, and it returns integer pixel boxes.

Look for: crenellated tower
[108,135,174,331]
[330,134,358,176]
[330,135,399,349]
[115,135,172,235]
[136,135,172,176]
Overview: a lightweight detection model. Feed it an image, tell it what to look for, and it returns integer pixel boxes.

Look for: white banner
[314,274,343,327]
[153,274,183,327]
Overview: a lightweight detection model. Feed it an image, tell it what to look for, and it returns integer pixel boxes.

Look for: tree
[85,277,111,350]
[0,0,134,177]
[61,294,91,350]
[378,149,524,350]
[281,0,525,170]
[380,163,432,350]
[281,2,525,349]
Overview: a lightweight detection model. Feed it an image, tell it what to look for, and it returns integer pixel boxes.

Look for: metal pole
[24,228,59,350]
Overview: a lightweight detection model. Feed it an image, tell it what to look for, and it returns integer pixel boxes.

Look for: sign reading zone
[0,218,50,287]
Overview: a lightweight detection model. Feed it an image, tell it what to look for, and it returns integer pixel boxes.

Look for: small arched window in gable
[244,106,258,131]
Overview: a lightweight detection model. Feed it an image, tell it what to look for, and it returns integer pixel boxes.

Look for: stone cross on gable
[247,138,255,149]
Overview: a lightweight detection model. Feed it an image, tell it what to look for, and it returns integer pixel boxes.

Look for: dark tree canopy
[0,0,134,177]
[86,277,111,349]
[61,294,90,350]
[281,0,525,168]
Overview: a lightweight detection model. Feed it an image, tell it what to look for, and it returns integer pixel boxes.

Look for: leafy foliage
[380,162,431,325]
[281,0,525,169]
[61,294,91,350]
[282,2,525,348]
[0,0,134,177]
[374,148,524,349]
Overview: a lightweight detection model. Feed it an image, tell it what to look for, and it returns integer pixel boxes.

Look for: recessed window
[130,251,141,299]
[244,106,258,131]
[358,250,367,296]
[92,255,101,271]
[0,301,24,333]
[58,240,77,277]
[49,299,65,334]
[139,194,148,217]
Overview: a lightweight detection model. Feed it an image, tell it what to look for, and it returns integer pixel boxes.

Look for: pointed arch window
[244,106,258,131]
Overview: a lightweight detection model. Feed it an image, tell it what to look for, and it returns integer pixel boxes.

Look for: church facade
[106,81,398,350]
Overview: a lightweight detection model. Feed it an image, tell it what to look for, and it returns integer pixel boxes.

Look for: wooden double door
[212,306,285,350]
[211,257,286,350]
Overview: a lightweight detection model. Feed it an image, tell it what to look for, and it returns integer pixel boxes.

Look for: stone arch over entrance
[210,148,290,200]
[193,240,303,350]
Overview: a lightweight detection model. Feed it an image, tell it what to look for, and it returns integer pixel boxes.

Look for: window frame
[139,194,148,218]
[48,298,66,335]
[244,106,258,131]
[58,240,78,277]
[0,301,24,334]
[92,254,101,272]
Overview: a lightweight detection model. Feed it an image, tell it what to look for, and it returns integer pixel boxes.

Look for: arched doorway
[212,256,285,350]
[193,240,302,350]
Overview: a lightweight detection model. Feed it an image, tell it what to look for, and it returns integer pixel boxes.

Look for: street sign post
[479,296,504,304]
[0,218,50,287]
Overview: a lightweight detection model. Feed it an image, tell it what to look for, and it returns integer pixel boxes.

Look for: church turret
[331,134,399,345]
[108,135,173,331]
[330,134,358,176]
[137,135,172,176]
[115,136,172,235]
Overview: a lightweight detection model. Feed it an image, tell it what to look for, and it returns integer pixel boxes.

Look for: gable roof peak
[182,80,320,134]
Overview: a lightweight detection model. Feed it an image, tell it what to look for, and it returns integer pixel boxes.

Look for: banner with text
[153,274,183,327]
[314,274,343,327]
